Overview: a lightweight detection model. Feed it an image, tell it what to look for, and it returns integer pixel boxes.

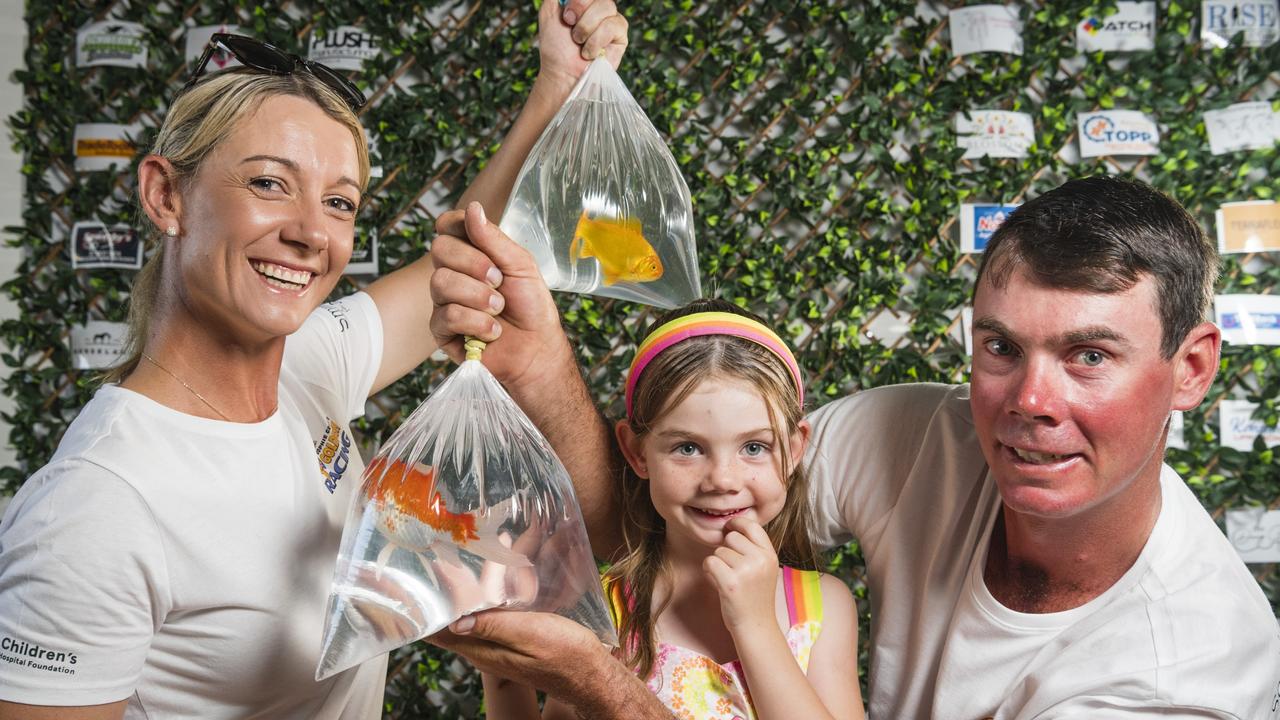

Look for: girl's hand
[537,0,629,91]
[703,517,779,635]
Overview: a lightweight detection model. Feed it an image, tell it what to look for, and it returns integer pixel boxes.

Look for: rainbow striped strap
[625,311,803,416]
[782,566,824,627]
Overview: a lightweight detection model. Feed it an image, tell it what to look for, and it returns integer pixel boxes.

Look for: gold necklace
[141,353,231,422]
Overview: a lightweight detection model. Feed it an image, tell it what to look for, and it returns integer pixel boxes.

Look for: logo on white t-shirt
[0,635,78,675]
[323,300,351,332]
[316,418,352,494]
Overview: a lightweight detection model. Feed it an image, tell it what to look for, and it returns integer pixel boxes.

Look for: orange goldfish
[569,211,664,286]
[363,457,531,576]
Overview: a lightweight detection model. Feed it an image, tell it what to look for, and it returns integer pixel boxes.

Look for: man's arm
[429,206,624,556]
[431,611,674,720]
[458,0,627,218]
[364,0,628,395]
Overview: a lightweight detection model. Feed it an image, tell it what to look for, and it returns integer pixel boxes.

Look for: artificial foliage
[6,1,1280,716]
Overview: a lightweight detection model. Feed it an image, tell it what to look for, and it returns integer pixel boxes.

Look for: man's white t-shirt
[806,382,1280,720]
[0,293,387,719]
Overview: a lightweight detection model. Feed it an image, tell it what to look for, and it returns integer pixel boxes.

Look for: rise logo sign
[1202,1,1280,47]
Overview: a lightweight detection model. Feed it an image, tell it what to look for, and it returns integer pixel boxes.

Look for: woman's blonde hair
[102,68,370,383]
[604,298,817,679]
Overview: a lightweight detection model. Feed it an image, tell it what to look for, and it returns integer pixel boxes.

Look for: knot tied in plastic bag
[317,349,616,680]
[500,56,701,309]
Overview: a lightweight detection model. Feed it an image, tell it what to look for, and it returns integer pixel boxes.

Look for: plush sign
[309,26,379,71]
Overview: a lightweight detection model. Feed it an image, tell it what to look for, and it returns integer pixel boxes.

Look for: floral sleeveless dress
[604,567,825,720]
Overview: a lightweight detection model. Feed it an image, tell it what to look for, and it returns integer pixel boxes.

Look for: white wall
[0,0,23,511]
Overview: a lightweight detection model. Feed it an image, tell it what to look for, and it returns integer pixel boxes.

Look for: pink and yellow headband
[625,311,804,416]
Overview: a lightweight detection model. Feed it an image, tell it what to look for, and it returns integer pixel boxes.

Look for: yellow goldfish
[569,211,664,286]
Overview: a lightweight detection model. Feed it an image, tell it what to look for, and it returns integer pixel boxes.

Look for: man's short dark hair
[975,176,1218,359]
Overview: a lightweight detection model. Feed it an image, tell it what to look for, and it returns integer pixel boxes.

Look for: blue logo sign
[972,205,1018,250]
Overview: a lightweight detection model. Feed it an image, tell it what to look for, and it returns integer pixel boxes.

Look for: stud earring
[165,226,178,237]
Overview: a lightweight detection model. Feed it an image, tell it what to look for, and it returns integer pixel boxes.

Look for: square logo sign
[1218,399,1280,451]
[345,226,379,276]
[70,222,142,270]
[76,20,147,69]
[956,110,1035,159]
[1215,293,1280,346]
[959,203,1019,252]
[950,5,1024,56]
[1216,200,1280,253]
[70,321,127,370]
[1203,101,1280,155]
[1201,0,1279,48]
[74,123,141,172]
[1076,1,1157,52]
[1078,110,1159,157]
[309,26,379,72]
[1226,508,1280,564]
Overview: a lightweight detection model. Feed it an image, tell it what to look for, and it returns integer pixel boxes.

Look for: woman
[0,3,627,718]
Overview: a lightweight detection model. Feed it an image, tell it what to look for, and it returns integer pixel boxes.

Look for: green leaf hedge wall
[7,1,1279,716]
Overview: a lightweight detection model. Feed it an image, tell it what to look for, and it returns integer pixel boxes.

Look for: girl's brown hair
[604,298,816,678]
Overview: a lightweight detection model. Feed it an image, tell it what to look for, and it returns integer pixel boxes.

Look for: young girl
[483,298,863,720]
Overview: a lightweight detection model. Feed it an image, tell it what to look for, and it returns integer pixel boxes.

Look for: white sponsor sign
[1226,507,1280,563]
[76,20,147,69]
[956,110,1034,159]
[184,25,242,70]
[1216,200,1280,254]
[1218,398,1280,450]
[73,123,141,172]
[1167,410,1187,450]
[1078,110,1160,157]
[70,321,127,370]
[1077,2,1157,51]
[1216,293,1280,346]
[961,306,974,356]
[345,227,379,276]
[959,203,1019,253]
[70,221,142,270]
[308,26,378,71]
[1201,0,1280,48]
[1204,101,1280,155]
[950,5,1024,56]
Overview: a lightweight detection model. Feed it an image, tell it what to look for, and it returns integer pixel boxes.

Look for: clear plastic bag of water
[316,357,616,680]
[499,57,700,309]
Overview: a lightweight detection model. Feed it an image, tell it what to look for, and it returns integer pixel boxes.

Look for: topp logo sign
[1077,111,1160,157]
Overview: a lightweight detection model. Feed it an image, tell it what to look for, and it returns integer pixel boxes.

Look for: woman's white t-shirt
[0,292,386,719]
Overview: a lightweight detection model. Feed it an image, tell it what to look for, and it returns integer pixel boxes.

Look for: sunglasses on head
[182,33,366,111]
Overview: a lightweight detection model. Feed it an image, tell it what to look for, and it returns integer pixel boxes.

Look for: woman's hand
[703,517,780,636]
[538,0,628,91]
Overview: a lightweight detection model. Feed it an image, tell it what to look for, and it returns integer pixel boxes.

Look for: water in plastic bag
[316,359,616,680]
[500,57,700,309]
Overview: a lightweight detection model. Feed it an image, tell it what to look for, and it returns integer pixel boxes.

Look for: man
[428,176,1280,718]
